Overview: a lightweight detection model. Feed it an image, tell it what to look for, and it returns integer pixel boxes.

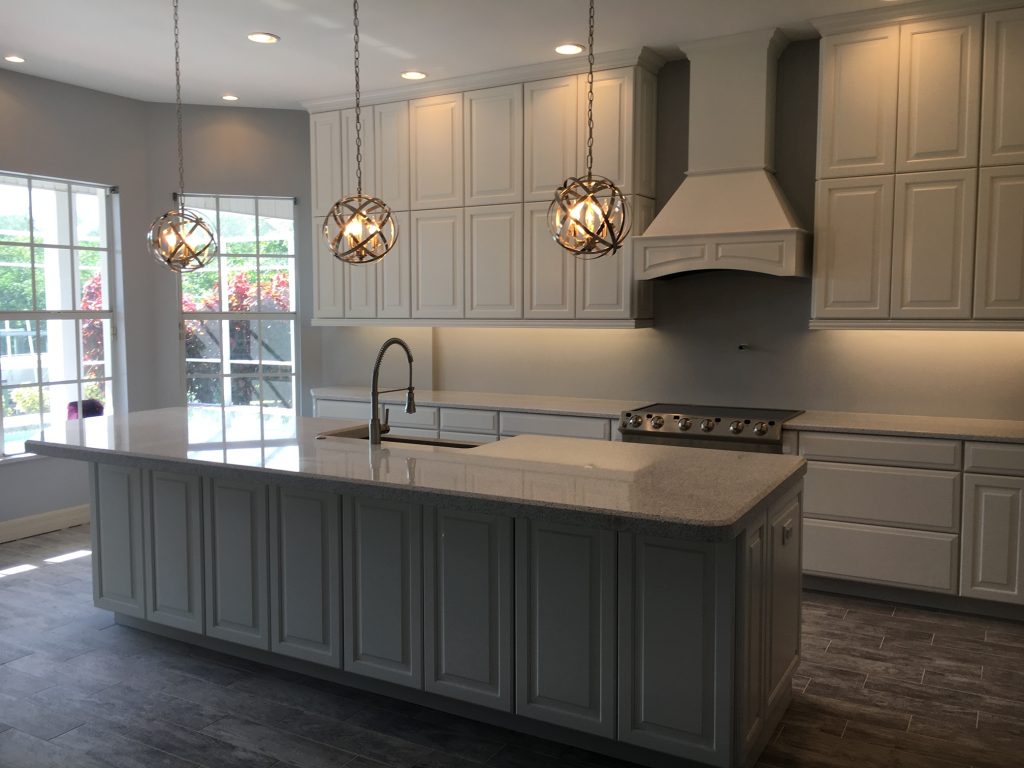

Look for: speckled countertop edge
[787,410,1024,444]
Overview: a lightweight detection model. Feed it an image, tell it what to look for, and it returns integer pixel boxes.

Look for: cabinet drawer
[388,426,440,439]
[803,518,958,593]
[500,411,610,440]
[440,408,498,434]
[804,461,960,531]
[440,430,498,444]
[315,399,366,420]
[388,405,439,429]
[799,431,960,469]
[965,442,1024,477]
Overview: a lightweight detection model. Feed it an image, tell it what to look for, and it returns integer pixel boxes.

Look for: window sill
[0,452,49,467]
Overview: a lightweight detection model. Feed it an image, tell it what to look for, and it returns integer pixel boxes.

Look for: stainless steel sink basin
[315,426,476,449]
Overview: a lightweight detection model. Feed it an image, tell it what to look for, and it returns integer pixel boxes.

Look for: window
[0,173,116,456]
[179,195,297,418]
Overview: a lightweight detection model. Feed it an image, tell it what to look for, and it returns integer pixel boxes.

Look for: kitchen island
[27,407,805,768]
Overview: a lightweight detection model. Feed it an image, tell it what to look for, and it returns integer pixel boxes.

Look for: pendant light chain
[353,0,363,196]
[585,0,595,177]
[173,0,185,212]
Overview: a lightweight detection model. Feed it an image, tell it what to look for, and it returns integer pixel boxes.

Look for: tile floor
[0,525,1023,768]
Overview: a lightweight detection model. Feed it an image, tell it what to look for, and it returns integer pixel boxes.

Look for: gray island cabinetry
[30,408,805,768]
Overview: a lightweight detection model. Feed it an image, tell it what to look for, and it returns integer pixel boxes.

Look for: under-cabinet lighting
[247,32,280,44]
[44,550,91,563]
[555,43,583,55]
[401,70,427,80]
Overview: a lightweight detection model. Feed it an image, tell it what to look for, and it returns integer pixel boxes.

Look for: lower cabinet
[424,507,513,710]
[270,488,342,665]
[737,510,767,758]
[91,463,145,618]
[960,474,1024,604]
[143,471,204,633]
[766,496,801,712]
[204,478,270,649]
[342,496,423,687]
[515,518,616,738]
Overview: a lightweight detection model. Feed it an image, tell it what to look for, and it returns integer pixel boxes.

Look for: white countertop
[26,407,805,541]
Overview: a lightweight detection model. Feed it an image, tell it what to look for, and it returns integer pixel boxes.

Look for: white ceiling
[0,0,918,110]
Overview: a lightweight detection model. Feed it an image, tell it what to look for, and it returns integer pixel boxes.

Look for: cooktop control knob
[650,415,665,429]
[729,419,745,434]
[678,418,692,431]
[753,421,769,436]
[626,415,643,429]
[700,418,715,432]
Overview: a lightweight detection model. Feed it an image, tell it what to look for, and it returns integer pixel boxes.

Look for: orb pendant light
[323,0,397,265]
[147,0,217,272]
[548,0,629,260]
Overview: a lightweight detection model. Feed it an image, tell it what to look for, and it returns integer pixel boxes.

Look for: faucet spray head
[405,387,416,414]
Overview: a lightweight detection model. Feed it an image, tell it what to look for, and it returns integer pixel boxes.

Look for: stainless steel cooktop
[619,403,804,448]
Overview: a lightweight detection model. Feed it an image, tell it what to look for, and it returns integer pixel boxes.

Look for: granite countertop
[788,410,1024,444]
[26,406,804,541]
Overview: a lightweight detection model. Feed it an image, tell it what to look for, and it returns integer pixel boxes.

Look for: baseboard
[0,504,90,544]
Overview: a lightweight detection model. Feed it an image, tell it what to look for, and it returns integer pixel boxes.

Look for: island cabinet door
[342,497,423,688]
[203,479,270,650]
[766,493,802,712]
[617,533,728,763]
[269,489,341,666]
[423,508,513,710]
[91,464,145,618]
[515,518,616,738]
[736,510,768,761]
[143,471,203,633]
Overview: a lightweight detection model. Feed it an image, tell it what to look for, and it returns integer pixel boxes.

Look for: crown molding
[302,47,666,113]
[812,0,1024,36]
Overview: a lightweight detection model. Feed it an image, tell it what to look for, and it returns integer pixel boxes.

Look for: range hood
[634,29,809,279]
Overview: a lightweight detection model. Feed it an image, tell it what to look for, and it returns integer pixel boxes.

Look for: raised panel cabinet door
[896,15,982,172]
[633,195,656,318]
[812,175,895,319]
[737,511,767,759]
[144,471,203,633]
[580,68,634,193]
[817,27,899,178]
[376,211,411,318]
[310,110,342,214]
[270,489,341,666]
[617,533,721,760]
[464,84,523,206]
[91,463,145,618]
[981,8,1024,166]
[341,106,375,197]
[523,201,574,319]
[767,494,801,712]
[203,478,270,650]
[343,261,377,318]
[411,209,464,318]
[633,68,658,199]
[575,194,638,320]
[524,76,577,202]
[465,204,523,319]
[343,497,423,688]
[961,474,1024,604]
[410,94,464,209]
[891,169,977,319]
[515,518,616,738]
[974,165,1024,318]
[424,508,513,710]
[313,219,345,318]
[373,101,410,210]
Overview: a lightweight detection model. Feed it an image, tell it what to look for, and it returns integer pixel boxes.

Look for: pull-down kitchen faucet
[369,337,416,446]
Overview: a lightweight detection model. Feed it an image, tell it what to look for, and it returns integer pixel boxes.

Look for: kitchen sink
[315,426,476,449]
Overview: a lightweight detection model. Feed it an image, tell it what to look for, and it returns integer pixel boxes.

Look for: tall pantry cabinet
[812,6,1024,327]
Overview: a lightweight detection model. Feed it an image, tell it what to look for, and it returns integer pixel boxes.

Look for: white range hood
[634,28,809,279]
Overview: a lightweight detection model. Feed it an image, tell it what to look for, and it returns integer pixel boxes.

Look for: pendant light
[323,0,397,265]
[548,0,629,259]
[147,0,217,272]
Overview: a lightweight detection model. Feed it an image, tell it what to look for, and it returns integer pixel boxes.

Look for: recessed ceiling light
[555,43,584,55]
[247,32,280,44]
[401,70,427,80]
[222,94,239,101]
[4,55,25,64]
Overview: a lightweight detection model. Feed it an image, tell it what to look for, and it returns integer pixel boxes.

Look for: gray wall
[0,69,314,524]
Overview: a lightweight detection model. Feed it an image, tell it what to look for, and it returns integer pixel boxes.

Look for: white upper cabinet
[581,68,634,193]
[377,211,411,319]
[524,76,578,202]
[891,169,977,319]
[341,106,375,197]
[813,176,895,319]
[313,220,344,319]
[981,8,1024,166]
[410,94,464,210]
[896,15,981,173]
[464,85,523,206]
[818,27,900,179]
[412,208,465,318]
[524,201,574,319]
[373,101,410,211]
[465,204,523,319]
[344,261,377,319]
[974,165,1024,319]
[310,111,342,215]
